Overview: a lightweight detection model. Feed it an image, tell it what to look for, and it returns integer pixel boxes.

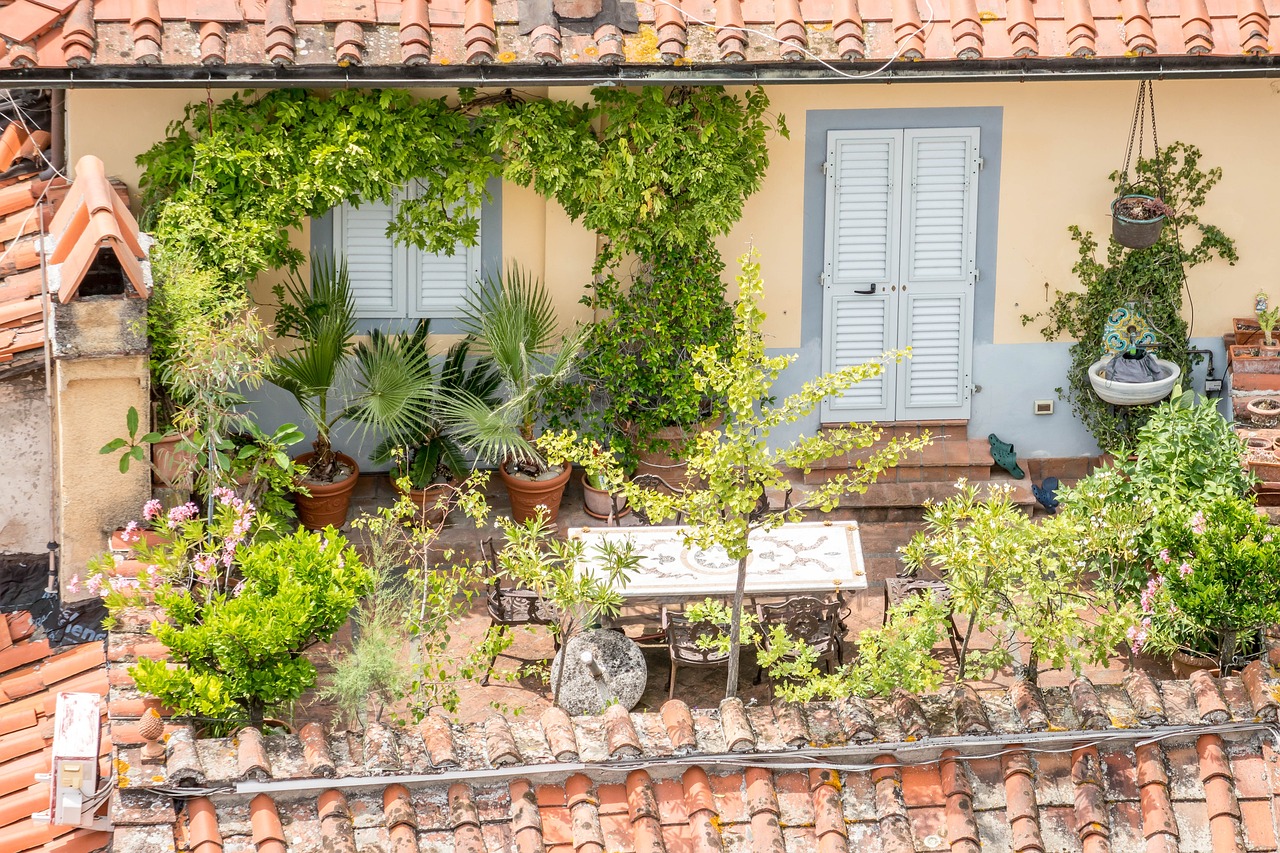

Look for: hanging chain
[1120,81,1163,195]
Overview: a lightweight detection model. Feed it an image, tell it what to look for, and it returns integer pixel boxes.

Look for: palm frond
[434,389,536,466]
[346,324,438,447]
[461,264,560,390]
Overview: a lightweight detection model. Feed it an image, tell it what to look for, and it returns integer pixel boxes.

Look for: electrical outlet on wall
[1034,400,1054,415]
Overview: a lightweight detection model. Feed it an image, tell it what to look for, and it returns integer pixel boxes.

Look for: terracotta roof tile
[103,599,1280,853]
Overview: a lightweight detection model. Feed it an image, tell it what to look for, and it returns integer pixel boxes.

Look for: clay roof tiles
[105,596,1280,853]
[0,611,108,853]
[0,0,1270,69]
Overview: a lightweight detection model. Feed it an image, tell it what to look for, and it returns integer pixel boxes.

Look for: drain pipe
[48,89,65,174]
[38,187,58,595]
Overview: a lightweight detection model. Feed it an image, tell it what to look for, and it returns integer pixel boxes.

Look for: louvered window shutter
[821,132,900,423]
[896,129,979,419]
[334,195,405,319]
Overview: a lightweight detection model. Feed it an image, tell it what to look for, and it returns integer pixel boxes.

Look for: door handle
[854,283,877,295]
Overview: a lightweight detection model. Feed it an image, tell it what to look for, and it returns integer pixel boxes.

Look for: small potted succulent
[1255,290,1280,355]
[1111,193,1174,250]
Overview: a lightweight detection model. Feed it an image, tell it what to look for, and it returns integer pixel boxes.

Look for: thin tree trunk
[725,553,748,698]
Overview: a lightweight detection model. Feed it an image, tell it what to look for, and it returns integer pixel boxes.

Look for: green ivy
[137,86,785,457]
[1023,142,1237,449]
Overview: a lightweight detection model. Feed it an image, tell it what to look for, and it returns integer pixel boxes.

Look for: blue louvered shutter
[821,131,900,423]
[895,129,978,419]
[334,194,406,319]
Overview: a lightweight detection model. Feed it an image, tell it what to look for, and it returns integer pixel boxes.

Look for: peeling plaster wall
[0,370,52,554]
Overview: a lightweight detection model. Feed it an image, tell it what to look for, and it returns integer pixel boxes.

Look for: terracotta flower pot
[630,416,722,492]
[293,451,360,531]
[498,462,571,524]
[580,473,629,521]
[1171,650,1219,679]
[151,432,195,488]
[394,479,454,527]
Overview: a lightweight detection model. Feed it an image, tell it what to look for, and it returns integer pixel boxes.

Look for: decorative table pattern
[570,521,866,601]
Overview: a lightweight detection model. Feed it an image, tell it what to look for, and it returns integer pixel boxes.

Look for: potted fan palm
[438,265,585,523]
[271,256,440,529]
[370,321,500,526]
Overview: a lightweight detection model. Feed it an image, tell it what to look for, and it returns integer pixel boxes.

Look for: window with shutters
[820,127,979,423]
[331,181,482,321]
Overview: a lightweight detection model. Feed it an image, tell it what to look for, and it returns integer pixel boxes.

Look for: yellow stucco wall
[68,79,1266,348]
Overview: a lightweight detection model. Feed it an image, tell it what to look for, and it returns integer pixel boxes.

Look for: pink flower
[142,499,162,521]
[212,486,235,505]
[1140,575,1164,613]
[86,575,104,596]
[1127,620,1149,654]
[67,574,80,594]
[166,502,198,529]
[1191,511,1206,534]
[1178,562,1193,577]
[122,520,141,543]
[1158,549,1171,564]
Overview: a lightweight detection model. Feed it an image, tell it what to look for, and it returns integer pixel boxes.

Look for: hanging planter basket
[1111,194,1169,249]
[1087,356,1181,405]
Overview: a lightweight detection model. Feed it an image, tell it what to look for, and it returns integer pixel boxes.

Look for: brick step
[785,471,1037,511]
[807,436,996,484]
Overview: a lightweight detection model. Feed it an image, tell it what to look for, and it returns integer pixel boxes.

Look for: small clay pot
[293,451,360,530]
[499,462,571,524]
[1171,650,1219,679]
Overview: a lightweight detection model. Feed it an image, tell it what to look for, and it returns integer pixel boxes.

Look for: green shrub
[1139,496,1280,670]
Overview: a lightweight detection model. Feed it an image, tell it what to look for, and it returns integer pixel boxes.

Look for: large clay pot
[631,416,722,492]
[1171,650,1219,679]
[498,462,571,524]
[580,473,629,521]
[293,452,360,531]
[151,432,195,488]
[395,479,454,527]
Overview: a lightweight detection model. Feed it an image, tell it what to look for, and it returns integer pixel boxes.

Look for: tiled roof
[0,609,110,853]
[0,122,63,376]
[107,594,1280,853]
[0,0,1273,72]
[0,150,147,377]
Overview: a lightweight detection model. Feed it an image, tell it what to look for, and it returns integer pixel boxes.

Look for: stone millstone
[549,628,647,715]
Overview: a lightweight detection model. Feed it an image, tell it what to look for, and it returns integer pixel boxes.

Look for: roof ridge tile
[1240,659,1278,722]
[484,713,522,766]
[299,721,335,777]
[718,697,755,753]
[1122,670,1167,725]
[891,687,929,740]
[604,702,643,758]
[419,713,460,768]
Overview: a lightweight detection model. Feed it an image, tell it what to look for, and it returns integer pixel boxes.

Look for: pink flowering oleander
[1191,511,1206,534]
[166,502,199,529]
[67,574,80,594]
[86,575,104,596]
[1140,575,1164,613]
[212,486,236,505]
[1178,561,1193,577]
[122,520,141,542]
[142,499,162,521]
[1158,548,1170,564]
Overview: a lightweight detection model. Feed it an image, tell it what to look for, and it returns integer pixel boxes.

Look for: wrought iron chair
[479,538,560,684]
[660,606,731,699]
[882,577,963,661]
[754,596,848,686]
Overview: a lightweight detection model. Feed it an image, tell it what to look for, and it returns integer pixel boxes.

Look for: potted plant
[89,495,372,733]
[1256,291,1280,354]
[1137,495,1280,675]
[438,265,585,523]
[1111,193,1174,250]
[271,256,443,529]
[369,322,500,527]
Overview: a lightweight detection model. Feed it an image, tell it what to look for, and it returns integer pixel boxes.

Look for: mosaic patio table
[569,520,867,604]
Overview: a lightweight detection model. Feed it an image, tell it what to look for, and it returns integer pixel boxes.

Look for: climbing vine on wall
[1023,142,1237,450]
[138,86,785,447]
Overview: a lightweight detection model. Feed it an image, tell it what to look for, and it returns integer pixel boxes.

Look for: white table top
[569,520,866,600]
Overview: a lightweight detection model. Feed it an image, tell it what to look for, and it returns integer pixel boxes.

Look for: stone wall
[0,367,51,555]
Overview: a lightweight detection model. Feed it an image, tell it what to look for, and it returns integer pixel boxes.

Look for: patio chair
[660,606,731,699]
[479,538,560,685]
[883,577,963,661]
[754,596,848,686]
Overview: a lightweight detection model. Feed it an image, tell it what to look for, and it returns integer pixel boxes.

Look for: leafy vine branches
[138,86,785,446]
[1023,142,1237,449]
